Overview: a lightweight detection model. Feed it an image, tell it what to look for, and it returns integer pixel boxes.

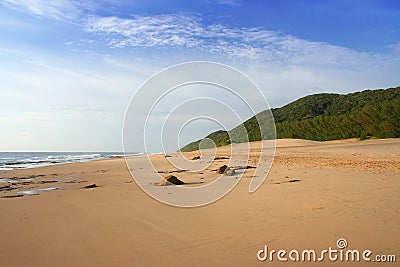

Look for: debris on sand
[1,194,24,198]
[273,179,301,185]
[216,165,228,174]
[157,175,185,186]
[192,156,200,160]
[216,165,236,176]
[0,185,12,191]
[235,165,256,170]
[0,185,18,191]
[83,184,98,189]
[245,165,256,169]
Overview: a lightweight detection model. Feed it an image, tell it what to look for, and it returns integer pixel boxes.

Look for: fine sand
[0,139,399,266]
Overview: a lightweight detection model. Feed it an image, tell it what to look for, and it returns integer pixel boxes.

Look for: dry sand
[0,139,399,266]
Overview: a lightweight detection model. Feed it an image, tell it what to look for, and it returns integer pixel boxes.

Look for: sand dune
[0,139,399,266]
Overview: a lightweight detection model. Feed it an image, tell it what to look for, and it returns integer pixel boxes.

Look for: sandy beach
[1,138,399,266]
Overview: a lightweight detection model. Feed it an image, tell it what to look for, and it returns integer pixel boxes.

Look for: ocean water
[0,152,137,171]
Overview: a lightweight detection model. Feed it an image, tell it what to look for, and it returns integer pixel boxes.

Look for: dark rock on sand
[192,156,200,160]
[157,175,185,186]
[216,165,228,174]
[216,165,236,176]
[83,184,98,189]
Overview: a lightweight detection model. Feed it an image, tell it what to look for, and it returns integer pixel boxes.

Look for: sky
[0,0,399,152]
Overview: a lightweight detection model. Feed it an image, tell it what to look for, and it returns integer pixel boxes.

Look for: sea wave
[0,152,139,170]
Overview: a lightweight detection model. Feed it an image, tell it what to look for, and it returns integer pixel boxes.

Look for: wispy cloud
[1,1,387,65]
[84,13,378,65]
[2,0,94,21]
[85,14,203,48]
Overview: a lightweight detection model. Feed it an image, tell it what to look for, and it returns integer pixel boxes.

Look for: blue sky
[1,0,399,152]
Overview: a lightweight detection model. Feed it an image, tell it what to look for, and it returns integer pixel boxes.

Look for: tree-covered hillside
[180,87,400,152]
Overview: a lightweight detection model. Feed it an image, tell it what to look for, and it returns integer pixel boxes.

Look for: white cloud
[85,14,204,48]
[2,0,94,21]
[83,13,387,67]
[3,1,395,66]
[85,14,282,59]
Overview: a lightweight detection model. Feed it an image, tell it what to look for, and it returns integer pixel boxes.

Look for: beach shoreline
[0,138,399,266]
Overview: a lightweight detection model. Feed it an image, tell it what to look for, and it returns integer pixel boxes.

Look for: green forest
[180,86,400,152]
